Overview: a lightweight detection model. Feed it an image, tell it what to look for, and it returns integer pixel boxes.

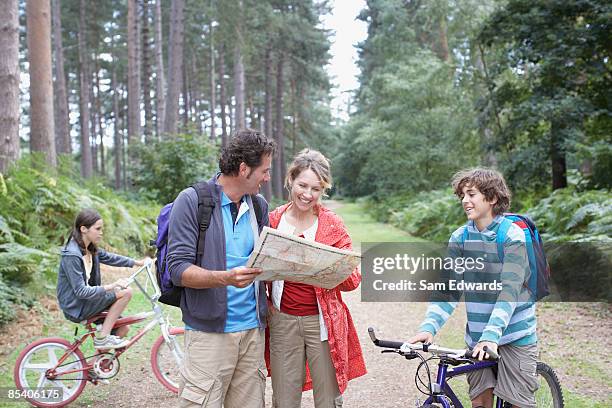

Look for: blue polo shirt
[221,192,258,332]
[185,192,259,333]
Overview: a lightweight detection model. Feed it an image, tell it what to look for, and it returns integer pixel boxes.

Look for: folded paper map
[247,227,362,289]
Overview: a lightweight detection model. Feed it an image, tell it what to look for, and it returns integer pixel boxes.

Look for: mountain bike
[368,327,563,408]
[13,260,185,407]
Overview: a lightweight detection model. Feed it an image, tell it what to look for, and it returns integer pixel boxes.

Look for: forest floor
[1,200,610,407]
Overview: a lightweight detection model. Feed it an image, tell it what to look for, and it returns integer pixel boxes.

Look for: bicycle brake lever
[402,351,420,360]
[381,349,398,354]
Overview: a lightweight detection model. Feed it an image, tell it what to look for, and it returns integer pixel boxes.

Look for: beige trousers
[269,312,342,408]
[178,328,266,408]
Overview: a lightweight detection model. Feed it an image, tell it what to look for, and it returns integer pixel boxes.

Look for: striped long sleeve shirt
[418,216,537,347]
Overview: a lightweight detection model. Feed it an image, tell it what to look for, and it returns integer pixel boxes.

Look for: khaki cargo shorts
[466,343,539,408]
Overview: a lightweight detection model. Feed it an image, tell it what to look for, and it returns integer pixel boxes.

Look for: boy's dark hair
[67,208,102,255]
[451,168,511,215]
[219,129,276,176]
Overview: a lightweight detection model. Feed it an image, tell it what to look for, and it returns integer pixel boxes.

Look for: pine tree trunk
[51,0,70,155]
[290,78,297,157]
[0,0,20,173]
[163,0,185,135]
[233,44,245,130]
[154,0,165,138]
[209,11,216,142]
[551,120,568,190]
[248,90,256,129]
[437,16,450,62]
[127,0,141,145]
[228,99,234,135]
[219,44,228,147]
[191,55,204,134]
[273,52,285,199]
[27,0,57,168]
[112,48,122,189]
[121,86,128,189]
[90,64,98,174]
[142,0,153,142]
[78,0,92,178]
[95,63,105,176]
[262,46,273,200]
[476,44,499,167]
[182,55,189,129]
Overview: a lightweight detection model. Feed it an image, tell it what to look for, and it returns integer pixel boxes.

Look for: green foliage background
[333,0,611,248]
[131,133,219,204]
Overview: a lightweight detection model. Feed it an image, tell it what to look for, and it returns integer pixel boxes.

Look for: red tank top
[279,233,319,316]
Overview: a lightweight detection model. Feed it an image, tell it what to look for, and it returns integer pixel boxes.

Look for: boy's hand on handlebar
[472,341,497,360]
[408,331,434,345]
[225,266,263,288]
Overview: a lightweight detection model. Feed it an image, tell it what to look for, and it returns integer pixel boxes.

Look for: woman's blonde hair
[285,149,332,197]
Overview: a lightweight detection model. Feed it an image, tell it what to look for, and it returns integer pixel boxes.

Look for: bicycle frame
[423,359,505,408]
[47,261,182,383]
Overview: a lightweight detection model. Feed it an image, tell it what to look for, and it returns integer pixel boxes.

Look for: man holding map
[166,129,274,408]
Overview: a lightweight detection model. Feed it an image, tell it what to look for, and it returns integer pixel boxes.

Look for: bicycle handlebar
[368,327,499,361]
[124,259,161,300]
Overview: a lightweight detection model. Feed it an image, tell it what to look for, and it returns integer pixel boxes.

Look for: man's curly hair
[219,129,276,176]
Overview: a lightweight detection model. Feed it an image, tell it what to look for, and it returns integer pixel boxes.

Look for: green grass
[329,201,422,247]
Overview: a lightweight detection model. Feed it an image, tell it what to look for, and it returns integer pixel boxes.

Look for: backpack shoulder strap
[496,216,514,262]
[249,194,264,228]
[192,181,215,265]
[459,223,469,255]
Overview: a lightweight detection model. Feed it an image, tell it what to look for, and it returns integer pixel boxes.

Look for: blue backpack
[152,181,263,307]
[462,213,551,301]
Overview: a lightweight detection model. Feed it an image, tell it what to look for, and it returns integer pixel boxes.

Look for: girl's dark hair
[219,129,276,176]
[66,208,102,255]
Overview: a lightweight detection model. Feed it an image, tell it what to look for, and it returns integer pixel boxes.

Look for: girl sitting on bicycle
[57,208,145,349]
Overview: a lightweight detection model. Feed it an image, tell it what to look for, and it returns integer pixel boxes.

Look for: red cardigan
[265,203,367,393]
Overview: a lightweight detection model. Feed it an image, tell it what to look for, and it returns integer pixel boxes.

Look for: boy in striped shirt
[409,168,538,408]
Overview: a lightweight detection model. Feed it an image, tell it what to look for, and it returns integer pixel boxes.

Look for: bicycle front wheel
[151,327,184,393]
[535,361,564,408]
[13,337,88,408]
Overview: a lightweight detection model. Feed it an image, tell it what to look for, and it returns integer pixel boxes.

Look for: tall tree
[272,51,285,198]
[127,0,141,144]
[142,0,153,142]
[94,62,105,176]
[27,0,57,168]
[0,0,20,173]
[209,6,216,141]
[90,59,98,173]
[479,0,611,190]
[262,45,274,201]
[163,0,185,134]
[78,0,92,178]
[232,2,246,130]
[182,55,190,127]
[51,0,70,155]
[219,44,228,146]
[112,44,122,189]
[154,0,165,136]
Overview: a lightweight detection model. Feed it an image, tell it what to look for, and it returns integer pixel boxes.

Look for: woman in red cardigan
[266,149,366,408]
